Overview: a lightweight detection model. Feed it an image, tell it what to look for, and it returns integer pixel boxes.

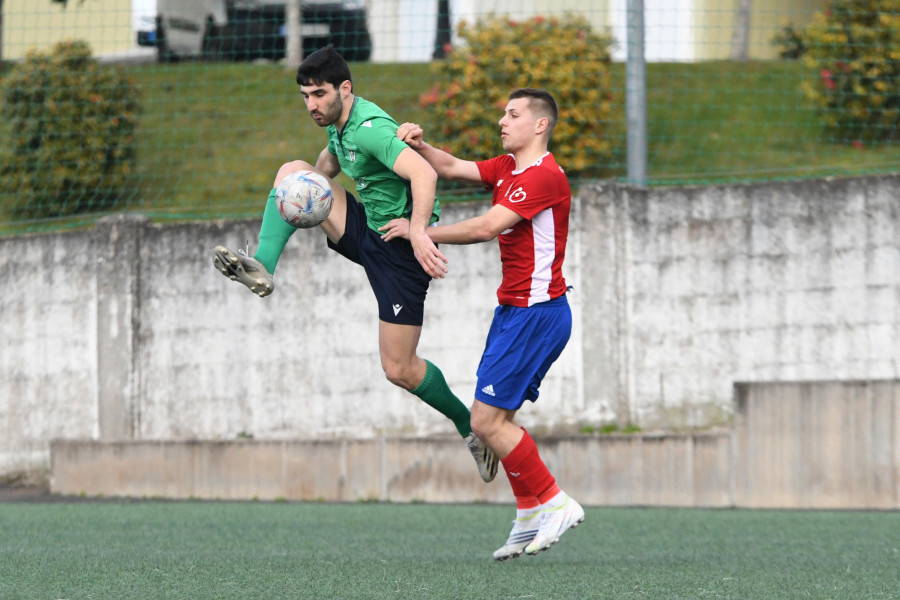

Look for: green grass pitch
[1,500,898,599]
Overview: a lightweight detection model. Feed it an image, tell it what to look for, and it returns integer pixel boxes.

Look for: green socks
[410,360,472,438]
[253,188,296,274]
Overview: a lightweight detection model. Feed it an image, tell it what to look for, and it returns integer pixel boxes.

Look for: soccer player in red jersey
[381,88,584,559]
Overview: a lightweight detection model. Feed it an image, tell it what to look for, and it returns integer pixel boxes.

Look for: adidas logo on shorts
[481,384,496,397]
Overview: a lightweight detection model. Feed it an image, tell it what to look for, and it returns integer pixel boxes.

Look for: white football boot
[493,510,541,561]
[213,245,274,298]
[465,433,498,482]
[525,492,585,555]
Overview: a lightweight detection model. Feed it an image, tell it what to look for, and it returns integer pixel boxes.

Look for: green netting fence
[1,0,899,235]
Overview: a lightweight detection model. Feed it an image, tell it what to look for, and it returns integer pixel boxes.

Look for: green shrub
[801,1,900,144]
[420,14,615,176]
[0,40,140,218]
[772,20,807,59]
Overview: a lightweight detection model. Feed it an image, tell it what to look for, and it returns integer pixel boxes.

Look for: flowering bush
[0,40,141,218]
[420,15,615,176]
[801,0,900,143]
[771,20,807,59]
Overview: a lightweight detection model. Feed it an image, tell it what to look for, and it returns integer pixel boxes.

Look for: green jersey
[326,97,440,232]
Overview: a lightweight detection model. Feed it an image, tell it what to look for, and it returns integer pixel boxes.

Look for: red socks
[500,429,561,507]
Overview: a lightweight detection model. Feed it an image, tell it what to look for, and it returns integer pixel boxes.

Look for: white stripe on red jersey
[476,153,571,307]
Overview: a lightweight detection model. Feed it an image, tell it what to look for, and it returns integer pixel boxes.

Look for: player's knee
[470,408,499,441]
[382,361,414,390]
[273,160,315,187]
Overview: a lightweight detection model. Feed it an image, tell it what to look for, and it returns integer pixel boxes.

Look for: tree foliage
[420,14,616,175]
[1,40,141,218]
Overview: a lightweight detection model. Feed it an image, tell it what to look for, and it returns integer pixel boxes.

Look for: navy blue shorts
[474,295,572,410]
[327,193,431,326]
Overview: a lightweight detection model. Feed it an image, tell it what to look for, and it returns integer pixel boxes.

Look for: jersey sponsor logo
[481,384,496,397]
[393,304,403,316]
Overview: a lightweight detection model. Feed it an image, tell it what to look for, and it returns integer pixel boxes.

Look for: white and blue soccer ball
[276,170,333,228]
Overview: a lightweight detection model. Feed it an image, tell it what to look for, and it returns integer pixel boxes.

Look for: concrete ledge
[734,380,900,509]
[50,432,733,506]
[50,380,900,508]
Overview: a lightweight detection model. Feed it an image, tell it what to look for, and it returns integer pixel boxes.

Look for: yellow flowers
[801,0,900,143]
[421,14,615,176]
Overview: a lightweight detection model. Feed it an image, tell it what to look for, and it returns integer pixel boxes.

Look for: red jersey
[476,152,571,307]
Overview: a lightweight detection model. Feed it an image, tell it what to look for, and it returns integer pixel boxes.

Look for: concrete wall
[2,175,899,481]
[50,380,900,508]
[586,175,900,430]
[51,432,734,506]
[734,380,900,509]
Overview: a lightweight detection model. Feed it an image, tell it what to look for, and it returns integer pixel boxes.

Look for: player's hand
[397,122,425,150]
[380,219,448,278]
[410,229,448,279]
[378,218,410,242]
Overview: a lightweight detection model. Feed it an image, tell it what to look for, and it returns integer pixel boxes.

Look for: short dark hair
[296,44,352,90]
[509,88,558,130]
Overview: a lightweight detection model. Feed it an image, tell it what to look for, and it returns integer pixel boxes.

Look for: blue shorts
[327,193,431,326]
[474,295,572,410]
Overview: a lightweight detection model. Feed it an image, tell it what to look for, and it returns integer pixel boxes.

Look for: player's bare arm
[315,148,341,179]
[390,147,448,278]
[397,122,481,184]
[380,204,521,245]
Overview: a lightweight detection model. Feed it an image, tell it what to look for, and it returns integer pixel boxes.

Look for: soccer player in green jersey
[212,45,497,483]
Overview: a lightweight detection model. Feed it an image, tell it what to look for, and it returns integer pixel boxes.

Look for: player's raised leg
[212,160,348,297]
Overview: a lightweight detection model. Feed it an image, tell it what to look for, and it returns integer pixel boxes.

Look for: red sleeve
[476,155,506,190]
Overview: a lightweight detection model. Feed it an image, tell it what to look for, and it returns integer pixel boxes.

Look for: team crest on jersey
[508,186,527,203]
[348,150,356,162]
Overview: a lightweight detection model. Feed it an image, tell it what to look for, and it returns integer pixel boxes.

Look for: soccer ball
[276,170,333,228]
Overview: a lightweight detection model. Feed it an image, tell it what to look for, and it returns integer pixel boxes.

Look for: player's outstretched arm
[380,204,521,246]
[397,122,481,184]
[391,147,448,278]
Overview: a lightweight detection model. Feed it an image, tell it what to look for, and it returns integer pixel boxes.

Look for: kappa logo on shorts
[393,304,403,316]
[481,384,496,397]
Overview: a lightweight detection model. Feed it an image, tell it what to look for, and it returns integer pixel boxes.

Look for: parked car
[155,0,372,62]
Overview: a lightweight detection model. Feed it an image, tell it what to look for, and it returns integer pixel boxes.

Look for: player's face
[498,98,535,152]
[301,81,344,127]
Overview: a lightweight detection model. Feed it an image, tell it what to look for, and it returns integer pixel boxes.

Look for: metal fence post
[626,0,648,187]
[286,0,303,68]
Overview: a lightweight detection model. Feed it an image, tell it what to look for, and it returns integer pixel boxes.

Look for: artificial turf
[1,500,898,599]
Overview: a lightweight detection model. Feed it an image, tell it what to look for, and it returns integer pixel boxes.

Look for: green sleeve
[353,118,408,170]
